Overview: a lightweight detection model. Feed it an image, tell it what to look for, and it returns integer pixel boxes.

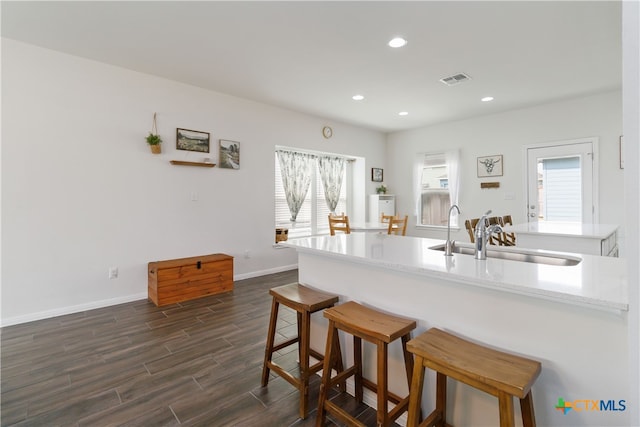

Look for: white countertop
[506,221,619,239]
[281,233,628,312]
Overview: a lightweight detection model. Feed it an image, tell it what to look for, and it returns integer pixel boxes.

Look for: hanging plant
[146,113,162,154]
[146,133,162,145]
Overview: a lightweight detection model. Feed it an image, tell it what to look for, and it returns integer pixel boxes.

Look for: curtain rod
[276,146,356,162]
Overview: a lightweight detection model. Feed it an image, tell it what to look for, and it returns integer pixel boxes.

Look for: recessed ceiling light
[481,96,494,102]
[398,111,409,116]
[352,94,364,101]
[388,37,407,48]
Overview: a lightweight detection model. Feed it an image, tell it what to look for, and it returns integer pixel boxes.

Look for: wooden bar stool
[316,301,417,427]
[261,283,343,419]
[406,328,542,427]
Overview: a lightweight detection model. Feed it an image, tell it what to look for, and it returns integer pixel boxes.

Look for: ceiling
[1,1,622,133]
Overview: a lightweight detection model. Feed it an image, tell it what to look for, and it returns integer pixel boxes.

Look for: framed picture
[176,128,210,153]
[371,167,383,182]
[477,155,503,177]
[219,139,240,169]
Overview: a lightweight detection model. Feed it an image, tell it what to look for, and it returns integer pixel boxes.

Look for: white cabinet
[369,194,395,221]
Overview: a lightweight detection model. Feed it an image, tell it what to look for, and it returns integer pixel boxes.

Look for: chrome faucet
[444,204,461,256]
[474,210,502,260]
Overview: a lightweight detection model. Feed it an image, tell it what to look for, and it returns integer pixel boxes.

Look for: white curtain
[446,149,460,224]
[413,153,424,218]
[317,155,345,214]
[276,150,314,221]
[414,150,460,225]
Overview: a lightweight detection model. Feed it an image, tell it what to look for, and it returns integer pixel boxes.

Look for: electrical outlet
[108,267,119,279]
[244,250,250,259]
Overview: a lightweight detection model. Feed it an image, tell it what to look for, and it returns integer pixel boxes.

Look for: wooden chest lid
[148,253,233,269]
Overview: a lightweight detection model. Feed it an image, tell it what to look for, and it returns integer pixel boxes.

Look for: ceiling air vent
[439,73,471,86]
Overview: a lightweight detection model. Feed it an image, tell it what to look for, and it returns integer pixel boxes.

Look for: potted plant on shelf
[146,112,162,154]
[376,184,387,194]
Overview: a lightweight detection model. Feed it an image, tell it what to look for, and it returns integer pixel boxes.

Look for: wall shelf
[169,160,215,168]
[480,182,500,189]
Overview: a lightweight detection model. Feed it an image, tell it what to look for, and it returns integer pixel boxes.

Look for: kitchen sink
[429,243,581,266]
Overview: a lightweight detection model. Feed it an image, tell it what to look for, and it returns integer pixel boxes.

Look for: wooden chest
[148,253,234,306]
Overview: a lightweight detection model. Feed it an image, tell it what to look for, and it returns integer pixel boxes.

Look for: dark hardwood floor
[1,270,390,426]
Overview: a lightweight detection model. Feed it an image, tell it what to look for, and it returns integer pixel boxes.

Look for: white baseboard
[233,263,298,281]
[0,292,148,327]
[346,379,409,426]
[1,265,300,327]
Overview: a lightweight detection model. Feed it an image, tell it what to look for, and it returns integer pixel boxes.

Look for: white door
[525,139,596,223]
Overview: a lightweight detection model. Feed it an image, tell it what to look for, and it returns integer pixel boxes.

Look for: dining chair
[487,216,502,245]
[328,214,351,235]
[501,215,516,246]
[465,218,480,243]
[387,215,408,236]
[380,213,397,223]
[484,216,517,246]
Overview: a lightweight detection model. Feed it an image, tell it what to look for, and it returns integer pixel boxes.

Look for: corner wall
[0,39,386,325]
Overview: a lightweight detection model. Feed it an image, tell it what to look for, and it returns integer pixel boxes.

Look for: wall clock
[322,126,333,139]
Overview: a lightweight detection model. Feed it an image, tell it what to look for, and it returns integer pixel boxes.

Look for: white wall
[386,90,623,245]
[622,1,640,423]
[0,39,387,325]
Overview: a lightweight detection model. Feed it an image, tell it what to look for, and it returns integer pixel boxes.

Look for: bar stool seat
[261,283,343,419]
[316,301,417,427]
[406,328,542,427]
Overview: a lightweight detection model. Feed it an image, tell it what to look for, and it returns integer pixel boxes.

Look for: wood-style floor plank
[1,269,392,426]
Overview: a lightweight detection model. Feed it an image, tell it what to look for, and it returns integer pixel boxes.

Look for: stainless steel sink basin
[429,243,581,266]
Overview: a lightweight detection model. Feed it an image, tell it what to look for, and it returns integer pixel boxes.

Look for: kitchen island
[281,233,629,426]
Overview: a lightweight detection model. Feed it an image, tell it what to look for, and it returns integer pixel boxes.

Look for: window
[415,151,459,227]
[275,149,349,238]
[538,157,582,221]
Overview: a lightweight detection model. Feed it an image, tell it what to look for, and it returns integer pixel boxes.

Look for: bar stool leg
[401,334,414,389]
[520,391,536,427]
[435,372,447,426]
[316,320,336,427]
[376,341,389,426]
[354,336,363,402]
[498,390,515,427]
[261,298,279,386]
[299,309,311,418]
[407,355,425,427]
[400,333,421,424]
[331,327,346,392]
[297,311,303,363]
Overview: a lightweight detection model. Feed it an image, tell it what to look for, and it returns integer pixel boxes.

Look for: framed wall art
[176,128,210,153]
[477,155,503,177]
[371,168,383,182]
[219,139,240,169]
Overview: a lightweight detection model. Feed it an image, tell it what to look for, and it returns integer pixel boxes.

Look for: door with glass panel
[525,139,595,223]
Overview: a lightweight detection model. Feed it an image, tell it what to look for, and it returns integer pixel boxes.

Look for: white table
[349,222,389,232]
[506,222,619,256]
